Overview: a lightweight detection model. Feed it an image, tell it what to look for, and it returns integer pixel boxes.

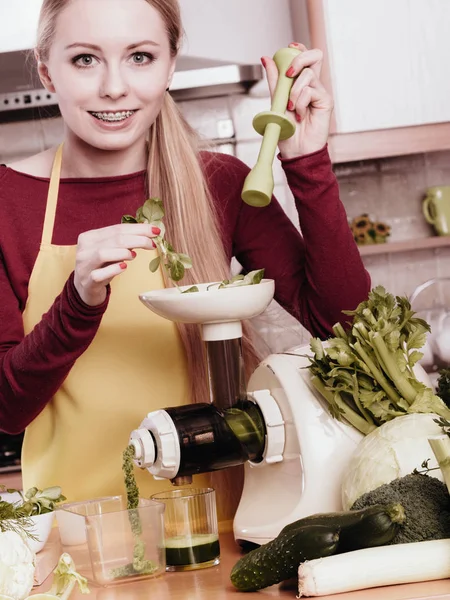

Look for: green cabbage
[341,413,444,509]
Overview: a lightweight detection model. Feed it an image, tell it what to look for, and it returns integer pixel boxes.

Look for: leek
[298,539,450,596]
[429,434,450,495]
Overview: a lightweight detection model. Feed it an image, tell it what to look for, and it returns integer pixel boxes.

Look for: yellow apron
[20,145,231,521]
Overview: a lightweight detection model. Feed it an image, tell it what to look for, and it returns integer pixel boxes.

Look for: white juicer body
[233,345,364,545]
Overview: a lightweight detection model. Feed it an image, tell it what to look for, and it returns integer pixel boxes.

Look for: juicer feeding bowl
[139,279,275,340]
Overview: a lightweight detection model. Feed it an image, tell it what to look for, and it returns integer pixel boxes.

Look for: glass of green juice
[150,487,220,571]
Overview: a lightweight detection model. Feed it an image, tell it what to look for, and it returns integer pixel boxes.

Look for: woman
[0,0,369,527]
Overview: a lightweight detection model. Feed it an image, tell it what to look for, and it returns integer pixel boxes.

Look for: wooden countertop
[3,472,450,599]
[35,531,450,600]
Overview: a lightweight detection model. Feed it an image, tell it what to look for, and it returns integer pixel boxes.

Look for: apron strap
[41,143,64,245]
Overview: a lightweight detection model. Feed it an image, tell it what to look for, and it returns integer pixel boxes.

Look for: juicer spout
[171,476,193,486]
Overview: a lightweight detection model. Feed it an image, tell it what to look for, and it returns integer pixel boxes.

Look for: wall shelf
[329,123,450,164]
[359,236,450,257]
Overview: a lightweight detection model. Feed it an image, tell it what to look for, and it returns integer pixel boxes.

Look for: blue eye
[72,54,98,68]
[131,52,154,65]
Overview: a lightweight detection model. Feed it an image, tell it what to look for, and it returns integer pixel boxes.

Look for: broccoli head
[351,473,450,544]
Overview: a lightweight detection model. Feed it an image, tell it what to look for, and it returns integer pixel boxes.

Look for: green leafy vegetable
[0,501,36,541]
[434,416,450,438]
[0,486,66,540]
[122,198,264,292]
[123,198,189,283]
[308,286,450,434]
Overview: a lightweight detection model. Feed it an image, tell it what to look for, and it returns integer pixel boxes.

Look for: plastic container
[56,496,165,586]
[151,488,220,571]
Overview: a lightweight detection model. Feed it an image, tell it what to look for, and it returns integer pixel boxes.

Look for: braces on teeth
[91,111,135,121]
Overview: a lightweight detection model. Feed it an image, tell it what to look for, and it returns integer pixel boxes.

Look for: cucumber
[230,524,339,592]
[279,503,405,551]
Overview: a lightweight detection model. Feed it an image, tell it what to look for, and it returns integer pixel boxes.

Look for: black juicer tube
[166,400,266,478]
[206,339,247,410]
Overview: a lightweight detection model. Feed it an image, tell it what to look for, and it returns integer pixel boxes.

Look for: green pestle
[241,47,301,208]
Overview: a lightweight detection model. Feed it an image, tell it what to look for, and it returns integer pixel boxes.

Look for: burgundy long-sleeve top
[0,145,370,434]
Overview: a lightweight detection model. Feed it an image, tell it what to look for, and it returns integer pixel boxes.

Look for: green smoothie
[165,533,220,567]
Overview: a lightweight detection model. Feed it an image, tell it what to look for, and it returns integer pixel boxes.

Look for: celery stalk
[428,435,450,495]
[351,373,376,426]
[352,341,403,407]
[310,376,376,435]
[332,322,348,343]
[371,333,417,404]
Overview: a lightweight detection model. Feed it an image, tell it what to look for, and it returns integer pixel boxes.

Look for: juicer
[128,280,364,545]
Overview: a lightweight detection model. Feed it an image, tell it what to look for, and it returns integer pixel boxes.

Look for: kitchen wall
[1,92,449,353]
[335,153,450,302]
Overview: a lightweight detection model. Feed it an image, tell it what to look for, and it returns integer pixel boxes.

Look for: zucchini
[230,524,339,592]
[280,503,405,551]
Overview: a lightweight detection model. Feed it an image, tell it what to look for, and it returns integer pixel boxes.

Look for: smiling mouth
[89,110,136,122]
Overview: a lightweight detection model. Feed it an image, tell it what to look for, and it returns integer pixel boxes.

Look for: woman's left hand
[261,42,334,159]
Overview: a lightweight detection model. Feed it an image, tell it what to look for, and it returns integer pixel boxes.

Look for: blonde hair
[37,0,261,516]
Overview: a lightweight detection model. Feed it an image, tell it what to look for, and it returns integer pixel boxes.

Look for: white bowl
[0,491,54,553]
[139,279,275,325]
[26,512,55,553]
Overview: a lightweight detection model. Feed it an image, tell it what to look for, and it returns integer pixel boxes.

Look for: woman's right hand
[73,223,160,306]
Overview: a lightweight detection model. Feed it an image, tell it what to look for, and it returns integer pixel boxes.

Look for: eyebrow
[64,40,161,51]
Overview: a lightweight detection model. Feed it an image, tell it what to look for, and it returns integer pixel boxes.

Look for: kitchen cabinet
[0,0,42,53]
[179,0,294,64]
[0,0,294,63]
[290,0,450,162]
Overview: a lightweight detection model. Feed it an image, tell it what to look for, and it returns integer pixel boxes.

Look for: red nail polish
[286,66,295,77]
[287,100,294,111]
[120,262,127,270]
[152,226,161,235]
[152,240,157,249]
[260,57,266,68]
[295,113,302,123]
[131,250,137,258]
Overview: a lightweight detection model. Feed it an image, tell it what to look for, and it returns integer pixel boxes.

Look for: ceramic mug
[423,186,450,236]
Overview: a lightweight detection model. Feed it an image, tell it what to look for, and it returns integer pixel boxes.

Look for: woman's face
[40,0,176,151]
